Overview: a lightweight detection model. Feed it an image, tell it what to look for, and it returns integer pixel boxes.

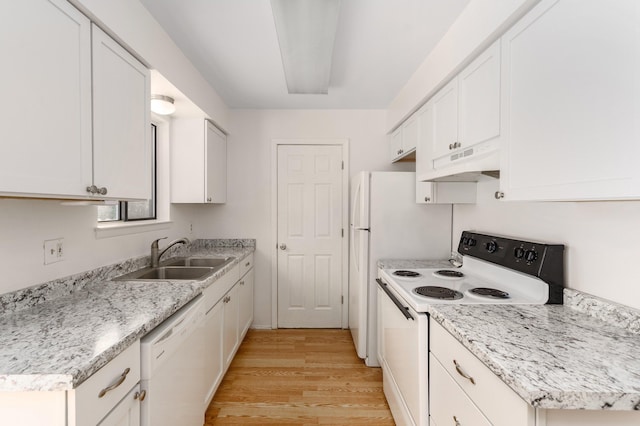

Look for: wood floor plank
[205,329,394,425]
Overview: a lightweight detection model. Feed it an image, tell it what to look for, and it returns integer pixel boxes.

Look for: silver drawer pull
[98,367,130,398]
[245,261,250,267]
[134,390,147,401]
[453,415,461,426]
[453,360,475,385]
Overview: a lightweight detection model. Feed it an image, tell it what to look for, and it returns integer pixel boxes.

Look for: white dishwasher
[141,294,206,426]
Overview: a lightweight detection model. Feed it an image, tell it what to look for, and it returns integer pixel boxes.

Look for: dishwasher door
[141,295,205,426]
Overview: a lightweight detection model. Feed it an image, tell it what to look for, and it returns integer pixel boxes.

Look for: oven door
[377,278,428,426]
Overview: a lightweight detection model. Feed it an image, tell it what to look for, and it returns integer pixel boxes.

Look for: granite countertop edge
[0,241,255,392]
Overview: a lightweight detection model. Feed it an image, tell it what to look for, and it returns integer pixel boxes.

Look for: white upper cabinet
[499,0,640,201]
[0,0,92,197]
[171,119,227,204]
[390,114,418,162]
[92,24,151,200]
[415,103,477,204]
[0,0,150,200]
[432,40,501,171]
[432,79,459,160]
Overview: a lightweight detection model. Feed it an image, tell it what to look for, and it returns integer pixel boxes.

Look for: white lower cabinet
[97,385,141,426]
[222,284,240,367]
[238,256,255,338]
[430,320,534,426]
[202,298,224,409]
[429,320,640,426]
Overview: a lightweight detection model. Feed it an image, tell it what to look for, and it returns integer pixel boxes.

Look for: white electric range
[376,231,565,426]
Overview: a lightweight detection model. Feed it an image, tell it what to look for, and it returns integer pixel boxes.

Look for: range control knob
[462,237,469,245]
[514,247,525,259]
[524,250,538,262]
[468,238,476,247]
[486,241,498,253]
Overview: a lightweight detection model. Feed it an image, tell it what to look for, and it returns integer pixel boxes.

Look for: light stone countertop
[0,242,254,392]
[379,258,640,411]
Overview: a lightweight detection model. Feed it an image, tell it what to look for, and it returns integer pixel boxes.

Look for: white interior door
[277,145,343,328]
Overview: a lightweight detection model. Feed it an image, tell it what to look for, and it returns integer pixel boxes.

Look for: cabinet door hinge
[341,295,344,304]
[341,228,344,237]
[341,161,344,170]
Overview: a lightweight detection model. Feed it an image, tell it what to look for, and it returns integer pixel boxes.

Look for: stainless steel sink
[113,256,235,281]
[164,256,234,268]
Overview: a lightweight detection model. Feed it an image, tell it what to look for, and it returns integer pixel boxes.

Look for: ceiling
[140,0,471,110]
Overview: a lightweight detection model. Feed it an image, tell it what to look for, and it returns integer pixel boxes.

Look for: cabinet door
[92,24,151,200]
[0,0,92,197]
[202,300,224,408]
[222,285,239,368]
[97,385,141,426]
[389,128,402,161]
[401,114,419,155]
[238,268,255,339]
[500,0,640,201]
[205,122,227,203]
[432,79,458,160]
[458,40,500,150]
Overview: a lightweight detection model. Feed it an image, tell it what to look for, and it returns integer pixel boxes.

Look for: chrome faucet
[150,237,191,267]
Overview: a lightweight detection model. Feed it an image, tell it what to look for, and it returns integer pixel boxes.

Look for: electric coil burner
[393,270,422,278]
[414,286,463,300]
[469,287,510,299]
[433,269,464,279]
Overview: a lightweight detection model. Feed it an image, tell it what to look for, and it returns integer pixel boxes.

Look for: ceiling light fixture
[150,94,176,115]
[271,0,341,95]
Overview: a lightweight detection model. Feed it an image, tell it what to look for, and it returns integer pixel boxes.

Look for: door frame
[270,139,350,329]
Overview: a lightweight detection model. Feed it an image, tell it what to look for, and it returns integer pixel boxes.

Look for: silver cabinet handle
[279,243,287,250]
[206,197,212,202]
[453,359,476,385]
[424,197,431,202]
[239,280,245,286]
[245,261,251,267]
[134,390,147,401]
[494,191,505,199]
[98,367,130,398]
[453,415,461,426]
[86,185,107,195]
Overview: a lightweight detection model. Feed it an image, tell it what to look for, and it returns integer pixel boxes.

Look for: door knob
[279,243,287,250]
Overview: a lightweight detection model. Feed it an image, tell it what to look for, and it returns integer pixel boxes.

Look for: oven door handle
[376,278,414,321]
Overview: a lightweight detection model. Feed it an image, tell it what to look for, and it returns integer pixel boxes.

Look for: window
[97,124,157,222]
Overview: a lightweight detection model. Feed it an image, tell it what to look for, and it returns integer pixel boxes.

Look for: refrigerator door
[350,171,370,229]
[349,228,369,359]
[349,171,370,358]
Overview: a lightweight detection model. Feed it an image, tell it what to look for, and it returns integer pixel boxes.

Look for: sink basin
[114,266,214,281]
[135,267,213,280]
[114,256,235,281]
[164,256,234,268]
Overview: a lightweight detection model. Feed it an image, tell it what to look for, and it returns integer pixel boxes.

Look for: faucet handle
[151,237,168,248]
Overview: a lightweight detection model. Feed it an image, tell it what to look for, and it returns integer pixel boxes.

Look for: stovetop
[379,231,565,312]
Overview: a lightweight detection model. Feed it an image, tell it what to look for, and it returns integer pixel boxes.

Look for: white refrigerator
[349,171,452,366]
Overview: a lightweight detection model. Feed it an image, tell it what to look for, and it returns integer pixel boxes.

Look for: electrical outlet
[44,238,65,264]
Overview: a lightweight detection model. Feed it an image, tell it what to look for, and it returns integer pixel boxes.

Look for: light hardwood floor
[205,329,395,425]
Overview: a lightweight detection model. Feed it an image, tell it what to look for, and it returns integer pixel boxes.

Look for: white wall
[189,109,413,327]
[386,0,539,132]
[0,200,192,294]
[454,180,640,311]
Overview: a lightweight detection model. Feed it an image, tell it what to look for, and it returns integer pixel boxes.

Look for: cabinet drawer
[430,353,491,426]
[203,264,240,311]
[72,341,141,426]
[239,253,254,277]
[430,321,534,426]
